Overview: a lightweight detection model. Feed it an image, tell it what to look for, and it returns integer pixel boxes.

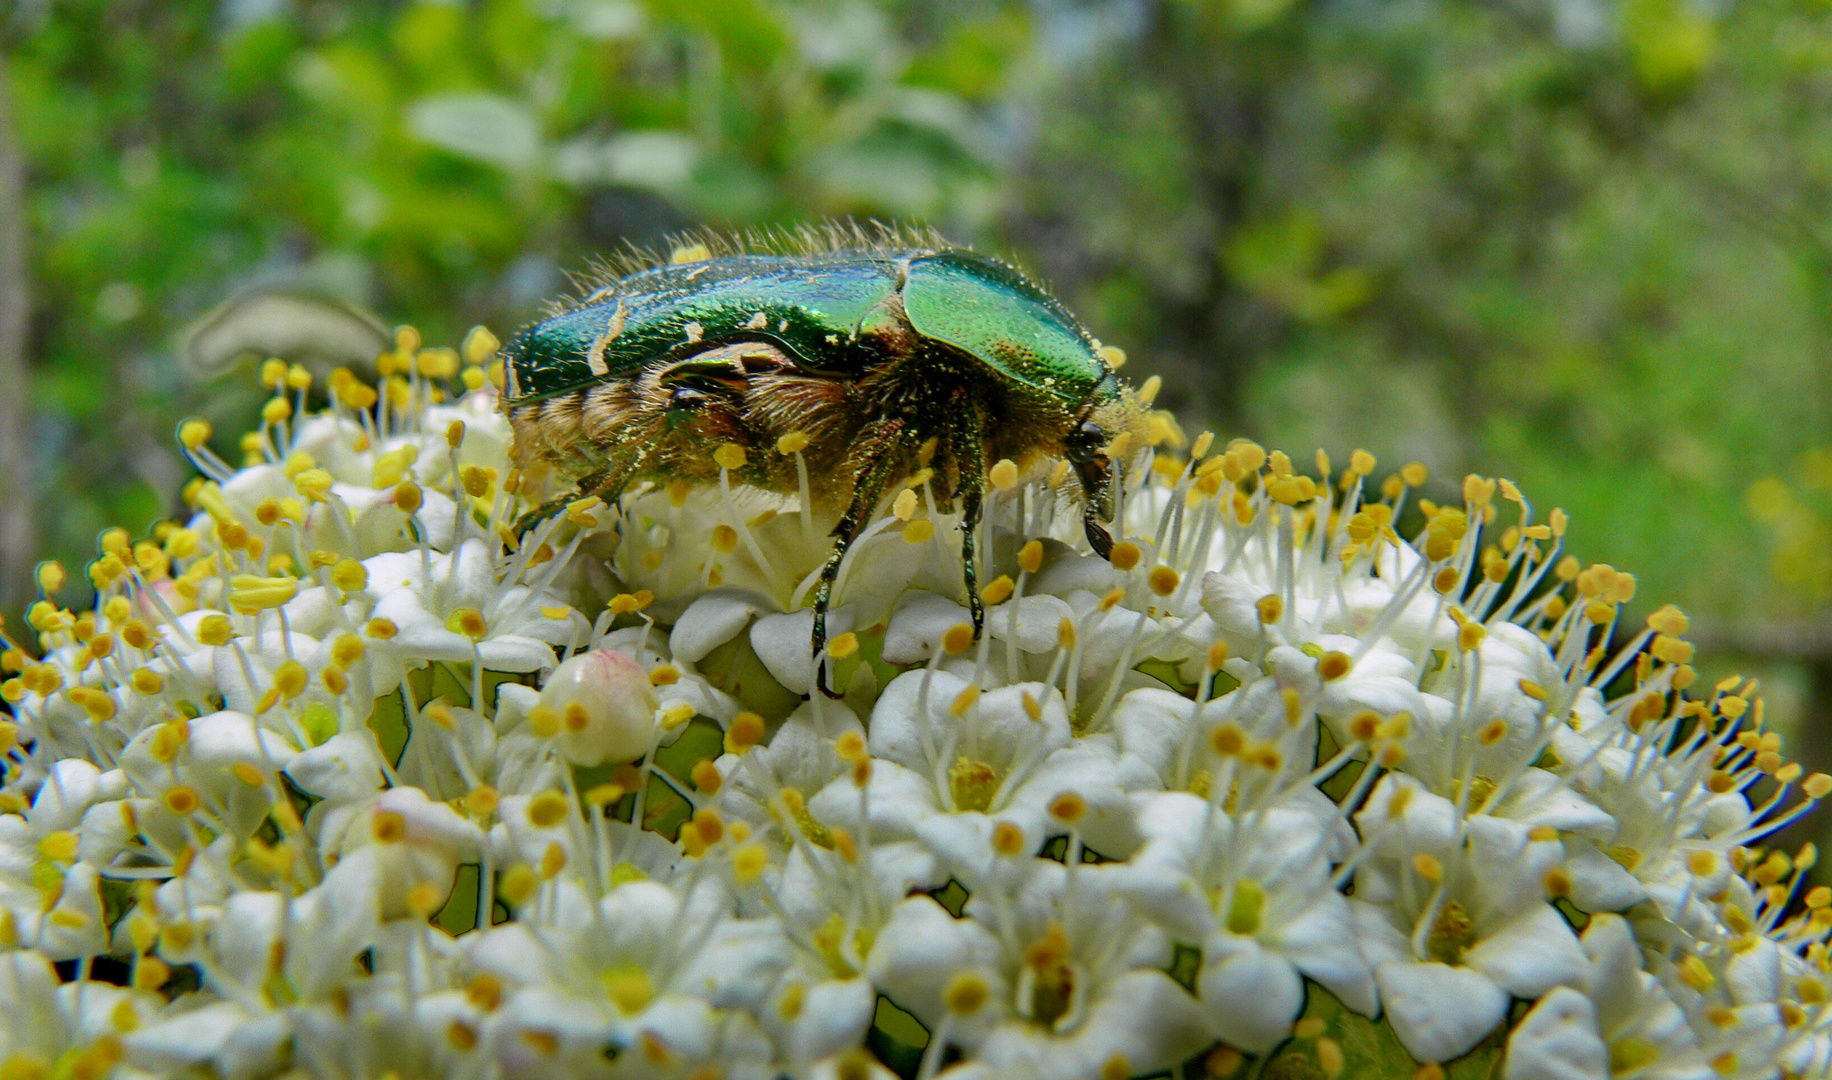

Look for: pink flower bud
[538,648,657,766]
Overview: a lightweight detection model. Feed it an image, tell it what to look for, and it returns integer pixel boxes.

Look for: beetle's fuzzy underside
[500,224,1146,693]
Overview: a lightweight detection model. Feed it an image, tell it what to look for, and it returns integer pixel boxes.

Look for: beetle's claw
[816,667,845,700]
[1086,517,1115,560]
[512,501,568,536]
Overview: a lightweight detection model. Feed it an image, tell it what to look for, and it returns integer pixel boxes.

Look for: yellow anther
[497,865,539,910]
[1317,651,1351,681]
[1411,853,1443,883]
[1109,541,1141,572]
[733,842,769,884]
[834,731,868,764]
[943,623,976,655]
[462,325,500,365]
[393,480,423,515]
[269,659,306,700]
[692,807,725,847]
[67,686,115,722]
[527,792,570,830]
[1678,955,1716,993]
[992,821,1026,856]
[178,420,213,452]
[1256,594,1283,624]
[710,525,739,554]
[38,831,79,862]
[447,608,487,640]
[1048,792,1087,823]
[292,468,334,502]
[714,443,747,470]
[989,459,1019,490]
[1148,565,1180,596]
[329,559,368,592]
[981,575,1015,606]
[370,810,406,843]
[527,705,561,738]
[229,574,299,613]
[943,972,990,1015]
[902,518,936,544]
[950,683,982,717]
[725,712,766,754]
[1210,723,1246,757]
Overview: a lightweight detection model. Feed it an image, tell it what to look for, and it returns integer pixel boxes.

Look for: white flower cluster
[2,330,1829,1080]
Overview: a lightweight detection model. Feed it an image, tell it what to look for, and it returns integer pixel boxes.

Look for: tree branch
[0,57,35,620]
[1688,615,1832,663]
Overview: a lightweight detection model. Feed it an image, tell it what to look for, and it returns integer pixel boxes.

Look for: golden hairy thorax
[506,338,1146,516]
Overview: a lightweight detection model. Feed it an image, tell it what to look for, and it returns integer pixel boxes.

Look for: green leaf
[367,688,409,767]
[408,93,543,170]
[1244,982,1509,1080]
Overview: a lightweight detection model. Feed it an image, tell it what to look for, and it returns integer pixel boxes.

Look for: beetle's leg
[512,449,643,536]
[1072,452,1116,560]
[949,400,988,642]
[959,488,985,636]
[813,420,908,698]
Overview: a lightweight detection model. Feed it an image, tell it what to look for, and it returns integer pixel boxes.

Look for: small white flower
[1352,804,1587,1062]
[1116,792,1373,1051]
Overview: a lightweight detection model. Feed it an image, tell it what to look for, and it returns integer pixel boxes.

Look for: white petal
[978,969,1210,1080]
[1376,960,1509,1063]
[986,594,1078,655]
[865,896,1006,1030]
[752,607,852,696]
[285,732,387,802]
[676,916,792,1013]
[1491,769,1615,839]
[1199,937,1305,1052]
[787,977,877,1064]
[1111,689,1198,789]
[1561,839,1646,913]
[1575,914,1643,1033]
[1275,892,1378,1017]
[1349,898,1415,970]
[27,759,106,832]
[474,634,562,672]
[671,589,774,664]
[1464,903,1586,999]
[1503,987,1608,1080]
[882,591,974,666]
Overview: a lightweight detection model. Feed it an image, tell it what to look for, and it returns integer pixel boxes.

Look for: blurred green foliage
[11,0,1832,726]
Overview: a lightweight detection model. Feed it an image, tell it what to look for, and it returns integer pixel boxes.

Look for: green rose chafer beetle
[500,228,1146,695]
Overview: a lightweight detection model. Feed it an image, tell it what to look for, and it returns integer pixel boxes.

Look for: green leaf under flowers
[1220,981,1512,1080]
[640,715,727,839]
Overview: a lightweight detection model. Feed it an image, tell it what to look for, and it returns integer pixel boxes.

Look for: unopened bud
[536,649,658,766]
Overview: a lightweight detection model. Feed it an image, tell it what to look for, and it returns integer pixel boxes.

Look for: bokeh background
[5,0,1832,844]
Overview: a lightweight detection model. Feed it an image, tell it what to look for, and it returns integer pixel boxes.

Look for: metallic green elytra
[501,227,1145,695]
[501,248,1117,410]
